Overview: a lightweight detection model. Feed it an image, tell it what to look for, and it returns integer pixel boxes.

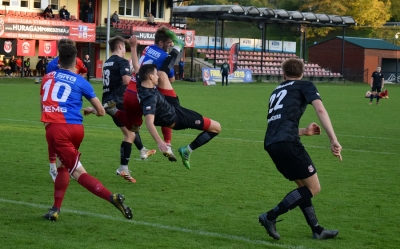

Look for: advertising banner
[269,40,283,52]
[239,38,255,51]
[283,41,296,53]
[254,39,268,52]
[131,26,195,47]
[229,43,239,74]
[0,16,96,42]
[0,39,16,56]
[194,35,209,49]
[223,37,239,50]
[202,67,252,85]
[38,40,57,56]
[208,36,221,50]
[17,39,35,56]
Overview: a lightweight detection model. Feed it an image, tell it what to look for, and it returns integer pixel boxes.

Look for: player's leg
[48,145,58,182]
[376,86,382,104]
[116,125,136,183]
[370,86,377,104]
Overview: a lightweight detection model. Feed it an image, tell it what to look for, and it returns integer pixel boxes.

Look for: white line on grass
[0,198,313,249]
[1,118,399,155]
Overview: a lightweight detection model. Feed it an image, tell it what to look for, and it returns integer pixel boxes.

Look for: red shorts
[124,90,143,128]
[45,123,84,174]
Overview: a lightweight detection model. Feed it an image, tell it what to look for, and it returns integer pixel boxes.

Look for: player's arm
[129,35,139,74]
[122,75,131,86]
[370,75,373,87]
[299,122,321,136]
[169,76,175,83]
[382,76,384,88]
[311,99,342,161]
[87,97,105,116]
[144,114,169,153]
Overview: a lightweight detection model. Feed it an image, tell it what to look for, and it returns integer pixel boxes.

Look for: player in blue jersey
[41,42,132,221]
[258,58,342,240]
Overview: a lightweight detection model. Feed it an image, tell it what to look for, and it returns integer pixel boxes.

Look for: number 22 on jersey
[268,89,287,114]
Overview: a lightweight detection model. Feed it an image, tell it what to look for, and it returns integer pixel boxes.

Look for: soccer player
[102,36,155,183]
[136,64,221,169]
[258,58,342,240]
[40,42,132,221]
[369,66,384,105]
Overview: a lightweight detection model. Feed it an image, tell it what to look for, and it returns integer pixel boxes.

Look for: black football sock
[120,141,132,166]
[369,94,374,102]
[376,95,380,103]
[267,186,313,220]
[159,48,179,75]
[189,131,218,151]
[133,132,144,151]
[299,198,324,234]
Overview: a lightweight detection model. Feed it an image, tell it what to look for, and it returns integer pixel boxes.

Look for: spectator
[83,54,91,81]
[220,59,230,86]
[111,11,120,24]
[15,56,22,74]
[146,12,157,26]
[59,5,70,20]
[178,58,185,80]
[9,55,17,76]
[3,58,12,77]
[83,2,94,23]
[43,5,53,19]
[24,58,32,77]
[36,58,46,76]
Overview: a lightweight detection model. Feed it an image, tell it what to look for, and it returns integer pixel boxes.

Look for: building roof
[311,36,400,50]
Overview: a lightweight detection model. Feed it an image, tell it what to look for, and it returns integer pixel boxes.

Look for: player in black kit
[137,64,221,169]
[369,66,384,105]
[258,58,342,240]
[102,36,155,183]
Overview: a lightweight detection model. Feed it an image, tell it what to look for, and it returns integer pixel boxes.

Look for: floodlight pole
[341,27,345,77]
[106,0,111,59]
[396,33,400,83]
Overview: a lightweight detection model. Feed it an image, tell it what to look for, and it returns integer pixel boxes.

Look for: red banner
[131,26,195,48]
[17,39,35,56]
[38,40,57,56]
[229,43,239,74]
[0,16,96,42]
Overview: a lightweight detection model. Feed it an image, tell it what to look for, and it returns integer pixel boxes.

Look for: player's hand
[157,142,169,153]
[128,35,137,47]
[82,107,95,116]
[331,141,342,161]
[304,122,321,136]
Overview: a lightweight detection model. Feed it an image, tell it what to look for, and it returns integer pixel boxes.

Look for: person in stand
[178,58,185,80]
[83,2,94,23]
[3,58,12,77]
[59,5,70,20]
[43,5,53,19]
[111,11,120,24]
[369,66,384,105]
[220,59,230,86]
[24,58,32,77]
[40,42,132,222]
[9,55,17,76]
[83,54,91,82]
[258,58,342,241]
[146,12,157,26]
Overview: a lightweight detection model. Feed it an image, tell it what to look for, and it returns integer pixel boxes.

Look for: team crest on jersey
[308,165,314,173]
[4,40,12,53]
[44,42,52,54]
[195,120,200,125]
[22,42,30,54]
[146,106,151,110]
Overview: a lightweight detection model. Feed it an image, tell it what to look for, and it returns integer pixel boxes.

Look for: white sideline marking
[1,118,399,155]
[0,198,313,249]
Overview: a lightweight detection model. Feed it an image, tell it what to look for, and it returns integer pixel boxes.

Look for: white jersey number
[42,79,71,102]
[268,89,287,114]
[103,69,110,87]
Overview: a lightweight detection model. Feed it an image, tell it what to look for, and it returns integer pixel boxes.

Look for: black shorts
[371,85,382,92]
[265,141,317,181]
[165,96,204,130]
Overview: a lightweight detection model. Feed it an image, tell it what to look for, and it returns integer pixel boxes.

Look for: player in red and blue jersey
[41,42,132,222]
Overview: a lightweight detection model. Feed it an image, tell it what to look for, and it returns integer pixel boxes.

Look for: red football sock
[161,127,172,144]
[53,167,70,209]
[78,173,112,201]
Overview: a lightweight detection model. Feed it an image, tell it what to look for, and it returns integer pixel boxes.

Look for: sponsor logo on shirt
[43,105,67,113]
[56,72,76,82]
[146,106,151,110]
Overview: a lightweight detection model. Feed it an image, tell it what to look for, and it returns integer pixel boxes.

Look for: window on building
[119,0,140,17]
[50,0,58,10]
[3,0,29,7]
[2,0,10,6]
[144,0,164,19]
[21,0,28,7]
[33,0,41,8]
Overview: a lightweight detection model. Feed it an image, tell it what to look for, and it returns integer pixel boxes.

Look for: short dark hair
[138,64,157,81]
[58,44,77,69]
[281,58,304,78]
[58,39,75,49]
[154,26,170,45]
[109,36,125,52]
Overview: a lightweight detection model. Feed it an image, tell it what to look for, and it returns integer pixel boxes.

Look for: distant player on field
[369,66,384,105]
[40,42,132,221]
[259,58,342,240]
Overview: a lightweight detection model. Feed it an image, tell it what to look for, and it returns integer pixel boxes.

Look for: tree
[346,0,391,27]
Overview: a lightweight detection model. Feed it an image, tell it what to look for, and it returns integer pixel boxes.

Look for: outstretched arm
[311,99,342,161]
[129,35,139,74]
[145,114,169,153]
